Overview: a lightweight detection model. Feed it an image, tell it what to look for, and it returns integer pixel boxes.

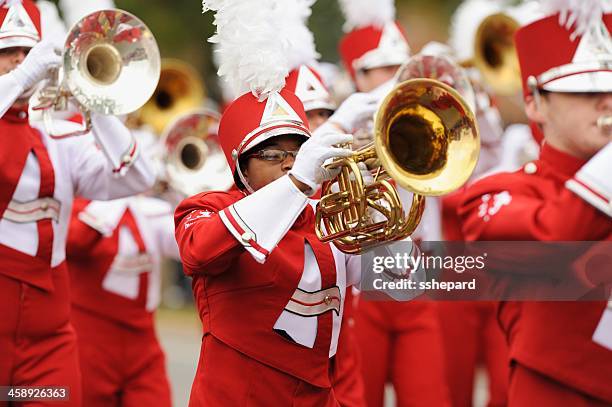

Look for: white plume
[36,1,68,46]
[58,0,116,28]
[506,1,546,26]
[1,0,22,8]
[339,0,395,31]
[204,0,315,100]
[540,0,612,39]
[283,0,320,70]
[449,0,504,62]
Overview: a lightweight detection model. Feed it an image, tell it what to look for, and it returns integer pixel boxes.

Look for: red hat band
[515,13,612,95]
[0,0,41,50]
[339,22,410,81]
[285,65,336,112]
[218,89,311,176]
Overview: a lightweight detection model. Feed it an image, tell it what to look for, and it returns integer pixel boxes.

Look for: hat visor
[0,36,38,50]
[542,71,612,93]
[240,122,311,157]
[354,48,408,73]
[303,100,336,112]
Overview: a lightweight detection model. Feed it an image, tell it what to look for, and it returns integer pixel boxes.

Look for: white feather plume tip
[540,0,612,40]
[339,0,395,31]
[204,0,316,100]
[1,0,22,8]
[284,0,320,70]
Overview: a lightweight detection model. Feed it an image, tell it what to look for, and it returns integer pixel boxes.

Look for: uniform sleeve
[176,176,309,272]
[566,142,612,218]
[217,175,308,263]
[65,199,106,258]
[63,117,156,200]
[174,192,245,276]
[345,253,362,288]
[0,73,25,118]
[458,173,607,242]
[154,213,180,261]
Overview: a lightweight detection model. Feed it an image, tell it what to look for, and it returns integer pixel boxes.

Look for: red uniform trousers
[440,194,509,407]
[332,290,367,407]
[437,301,509,407]
[0,268,81,407]
[70,307,171,407]
[354,300,450,407]
[508,363,612,407]
[189,334,340,407]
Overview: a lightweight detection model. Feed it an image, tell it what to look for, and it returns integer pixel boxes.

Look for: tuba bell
[472,12,522,96]
[316,72,480,253]
[34,9,161,138]
[160,109,233,197]
[135,59,205,135]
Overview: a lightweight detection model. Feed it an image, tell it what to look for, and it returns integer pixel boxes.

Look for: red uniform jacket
[67,199,154,330]
[175,189,340,388]
[459,144,612,403]
[67,197,177,330]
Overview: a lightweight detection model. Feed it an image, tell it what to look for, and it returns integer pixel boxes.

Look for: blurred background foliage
[48,0,464,102]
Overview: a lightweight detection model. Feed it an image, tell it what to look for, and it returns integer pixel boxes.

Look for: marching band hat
[338,0,410,81]
[339,22,409,81]
[217,89,310,176]
[285,65,336,113]
[0,0,41,50]
[515,4,612,95]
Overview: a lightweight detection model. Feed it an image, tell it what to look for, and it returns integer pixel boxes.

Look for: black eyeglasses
[246,149,299,162]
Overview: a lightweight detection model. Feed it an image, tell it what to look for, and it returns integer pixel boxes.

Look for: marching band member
[420,38,510,407]
[66,192,177,407]
[176,0,419,404]
[0,0,155,403]
[65,131,179,407]
[459,0,612,405]
[336,1,449,406]
[338,0,409,94]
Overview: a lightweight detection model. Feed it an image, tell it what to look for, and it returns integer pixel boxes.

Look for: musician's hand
[289,122,353,196]
[10,40,62,91]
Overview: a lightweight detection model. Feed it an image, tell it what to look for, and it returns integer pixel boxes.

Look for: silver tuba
[160,109,234,197]
[34,9,161,138]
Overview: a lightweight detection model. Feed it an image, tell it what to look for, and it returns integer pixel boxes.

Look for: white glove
[566,142,612,217]
[331,162,374,193]
[91,114,139,176]
[289,122,353,195]
[329,92,379,133]
[356,162,374,185]
[9,40,62,91]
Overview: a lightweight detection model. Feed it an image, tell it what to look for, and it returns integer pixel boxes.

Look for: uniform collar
[2,105,29,123]
[539,142,587,178]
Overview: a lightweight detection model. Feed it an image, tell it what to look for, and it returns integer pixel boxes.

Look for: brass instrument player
[0,1,156,403]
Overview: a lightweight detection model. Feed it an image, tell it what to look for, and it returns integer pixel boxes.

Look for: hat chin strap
[527,75,542,109]
[236,161,256,195]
